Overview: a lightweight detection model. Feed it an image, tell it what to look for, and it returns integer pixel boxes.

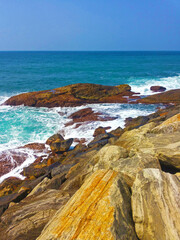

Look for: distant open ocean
[0,51,180,181]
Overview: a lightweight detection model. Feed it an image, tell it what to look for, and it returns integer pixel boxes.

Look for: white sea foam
[130,75,180,95]
[0,148,49,183]
[0,102,157,182]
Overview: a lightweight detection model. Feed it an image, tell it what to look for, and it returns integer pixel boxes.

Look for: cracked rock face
[37,169,138,240]
[131,168,180,240]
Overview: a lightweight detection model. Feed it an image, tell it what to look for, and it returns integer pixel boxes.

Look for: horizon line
[0,50,180,52]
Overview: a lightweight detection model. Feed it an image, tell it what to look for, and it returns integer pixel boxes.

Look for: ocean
[0,51,180,181]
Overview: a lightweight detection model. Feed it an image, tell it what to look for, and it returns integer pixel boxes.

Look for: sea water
[0,51,180,181]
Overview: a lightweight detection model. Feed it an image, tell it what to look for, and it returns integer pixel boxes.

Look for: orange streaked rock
[37,169,137,240]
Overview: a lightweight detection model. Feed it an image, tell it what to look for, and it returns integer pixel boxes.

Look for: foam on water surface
[0,101,158,182]
[130,74,180,95]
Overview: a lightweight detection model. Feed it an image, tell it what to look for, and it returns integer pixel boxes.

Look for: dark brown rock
[65,107,117,127]
[150,86,166,92]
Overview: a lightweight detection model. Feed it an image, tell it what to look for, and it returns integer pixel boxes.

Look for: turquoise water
[0,51,180,95]
[0,51,180,180]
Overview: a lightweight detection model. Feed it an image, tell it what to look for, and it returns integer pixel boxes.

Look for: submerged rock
[131,168,180,240]
[150,85,166,92]
[65,107,117,127]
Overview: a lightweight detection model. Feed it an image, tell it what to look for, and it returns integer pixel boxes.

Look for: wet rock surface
[150,85,166,92]
[65,107,117,127]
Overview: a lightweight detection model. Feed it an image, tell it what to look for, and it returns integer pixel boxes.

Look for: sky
[0,0,180,51]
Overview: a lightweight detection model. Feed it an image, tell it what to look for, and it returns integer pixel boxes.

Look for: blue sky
[0,0,180,51]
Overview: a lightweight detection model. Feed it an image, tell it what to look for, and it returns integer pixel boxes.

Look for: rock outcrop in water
[4,83,138,107]
[138,89,180,104]
[0,96,180,239]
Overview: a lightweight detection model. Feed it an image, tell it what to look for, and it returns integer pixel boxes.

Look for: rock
[93,144,160,186]
[124,105,180,131]
[65,107,117,127]
[157,152,180,172]
[93,126,107,137]
[37,170,137,240]
[0,189,71,240]
[109,127,123,137]
[151,113,180,133]
[50,138,73,153]
[88,133,113,149]
[0,188,30,217]
[116,83,131,92]
[150,85,166,92]
[28,173,67,197]
[175,172,180,180]
[0,177,23,197]
[20,143,46,151]
[23,162,48,179]
[4,83,135,107]
[46,134,64,145]
[125,116,150,130]
[131,168,180,240]
[138,89,180,104]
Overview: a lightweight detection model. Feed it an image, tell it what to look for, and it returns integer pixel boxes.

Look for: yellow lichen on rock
[37,169,137,240]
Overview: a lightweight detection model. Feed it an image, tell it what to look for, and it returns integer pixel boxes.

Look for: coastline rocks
[0,189,71,240]
[4,83,135,107]
[37,170,137,240]
[138,89,180,104]
[150,85,166,92]
[131,168,180,240]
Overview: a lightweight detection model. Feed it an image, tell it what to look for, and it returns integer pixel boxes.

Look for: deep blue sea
[0,51,180,181]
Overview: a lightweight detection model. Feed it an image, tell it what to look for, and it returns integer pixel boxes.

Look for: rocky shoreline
[0,84,180,239]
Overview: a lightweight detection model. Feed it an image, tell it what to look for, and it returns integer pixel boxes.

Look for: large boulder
[93,144,160,186]
[46,134,64,145]
[131,168,180,240]
[50,138,73,153]
[37,170,137,240]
